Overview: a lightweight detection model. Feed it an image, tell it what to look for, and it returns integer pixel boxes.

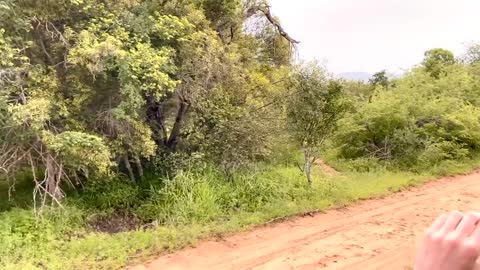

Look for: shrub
[331,66,480,170]
[80,179,141,212]
[136,171,223,224]
[217,172,283,212]
[0,206,84,268]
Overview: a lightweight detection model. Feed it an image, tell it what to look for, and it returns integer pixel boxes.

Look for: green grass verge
[1,158,479,270]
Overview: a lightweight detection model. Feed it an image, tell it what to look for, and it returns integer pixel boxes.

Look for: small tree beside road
[287,63,349,185]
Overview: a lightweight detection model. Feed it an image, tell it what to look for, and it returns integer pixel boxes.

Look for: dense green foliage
[332,58,480,170]
[0,0,293,201]
[1,0,480,269]
[287,63,349,185]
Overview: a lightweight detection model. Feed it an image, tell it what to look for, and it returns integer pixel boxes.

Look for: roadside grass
[1,157,480,269]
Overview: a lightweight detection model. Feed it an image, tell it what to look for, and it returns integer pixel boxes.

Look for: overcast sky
[269,0,480,74]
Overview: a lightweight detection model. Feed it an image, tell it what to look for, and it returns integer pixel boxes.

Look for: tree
[462,43,480,64]
[422,48,455,78]
[341,80,372,102]
[287,63,348,185]
[0,0,189,203]
[369,70,389,89]
[0,0,297,206]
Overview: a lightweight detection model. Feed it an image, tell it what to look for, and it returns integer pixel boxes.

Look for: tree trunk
[166,100,190,151]
[303,149,313,187]
[146,97,169,147]
[134,155,144,181]
[123,155,135,183]
[45,154,64,203]
[304,162,312,187]
[46,174,62,202]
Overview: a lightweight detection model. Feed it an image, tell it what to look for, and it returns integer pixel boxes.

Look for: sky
[269,0,480,75]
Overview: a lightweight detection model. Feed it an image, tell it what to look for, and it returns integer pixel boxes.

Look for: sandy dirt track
[131,171,480,270]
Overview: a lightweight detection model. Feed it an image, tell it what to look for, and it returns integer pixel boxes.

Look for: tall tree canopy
[369,70,389,90]
[0,0,296,205]
[422,48,456,78]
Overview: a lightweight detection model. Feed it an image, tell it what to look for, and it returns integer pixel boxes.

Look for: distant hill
[336,72,372,82]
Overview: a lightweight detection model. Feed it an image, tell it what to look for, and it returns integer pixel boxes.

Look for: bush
[331,66,480,170]
[418,140,469,166]
[0,207,85,268]
[136,170,223,224]
[80,179,141,212]
[151,151,207,178]
[136,166,334,225]
[0,176,35,211]
[265,135,302,166]
[340,158,386,172]
[217,172,284,212]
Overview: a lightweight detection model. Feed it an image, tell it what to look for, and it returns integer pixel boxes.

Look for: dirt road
[132,171,480,270]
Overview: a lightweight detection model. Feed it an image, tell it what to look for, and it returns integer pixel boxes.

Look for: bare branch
[46,21,69,48]
[247,2,299,44]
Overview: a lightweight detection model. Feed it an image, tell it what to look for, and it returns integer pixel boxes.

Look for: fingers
[416,211,480,270]
[469,219,480,243]
[441,211,464,233]
[429,214,448,231]
[475,257,480,270]
[456,212,480,236]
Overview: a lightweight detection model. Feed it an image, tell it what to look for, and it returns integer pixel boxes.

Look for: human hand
[415,211,480,270]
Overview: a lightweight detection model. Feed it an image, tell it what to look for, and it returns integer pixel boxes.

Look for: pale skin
[415,211,480,270]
